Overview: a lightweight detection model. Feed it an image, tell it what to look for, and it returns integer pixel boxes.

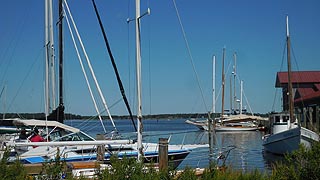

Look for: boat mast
[240,80,243,115]
[221,48,226,119]
[286,16,294,123]
[230,75,232,114]
[136,0,143,161]
[45,0,49,116]
[212,55,216,114]
[45,0,55,115]
[233,52,237,114]
[58,0,64,112]
[49,0,56,110]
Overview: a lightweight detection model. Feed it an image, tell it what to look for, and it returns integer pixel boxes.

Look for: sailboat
[215,51,263,131]
[186,49,264,131]
[262,16,319,155]
[1,0,207,169]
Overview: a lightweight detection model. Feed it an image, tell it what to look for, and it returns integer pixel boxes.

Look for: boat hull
[262,127,300,155]
[17,142,196,170]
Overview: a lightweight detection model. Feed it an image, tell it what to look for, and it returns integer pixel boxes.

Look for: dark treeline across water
[1,112,268,120]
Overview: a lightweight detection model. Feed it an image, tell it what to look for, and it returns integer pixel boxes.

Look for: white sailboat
[186,49,264,131]
[262,16,319,155]
[1,0,207,169]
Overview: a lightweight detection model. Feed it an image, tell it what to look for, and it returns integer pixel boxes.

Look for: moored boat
[262,16,319,155]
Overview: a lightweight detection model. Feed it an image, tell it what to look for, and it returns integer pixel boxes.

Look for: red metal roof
[295,90,320,103]
[276,71,320,87]
[275,71,320,104]
[296,88,315,97]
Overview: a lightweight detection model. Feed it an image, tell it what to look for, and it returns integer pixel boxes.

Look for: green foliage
[96,155,171,180]
[38,148,70,180]
[0,148,28,180]
[175,166,197,180]
[200,168,268,180]
[271,142,320,180]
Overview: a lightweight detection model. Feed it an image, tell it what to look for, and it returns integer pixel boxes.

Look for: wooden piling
[303,107,307,128]
[158,138,168,171]
[96,134,105,162]
[316,106,319,133]
[309,107,314,131]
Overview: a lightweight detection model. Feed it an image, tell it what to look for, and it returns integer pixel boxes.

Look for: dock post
[316,106,319,133]
[303,107,307,128]
[208,112,213,164]
[159,138,168,171]
[309,107,314,131]
[96,134,105,162]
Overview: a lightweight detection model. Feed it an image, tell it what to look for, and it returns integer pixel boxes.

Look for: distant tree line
[1,112,268,120]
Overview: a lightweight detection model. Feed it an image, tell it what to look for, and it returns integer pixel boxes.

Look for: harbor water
[65,118,281,173]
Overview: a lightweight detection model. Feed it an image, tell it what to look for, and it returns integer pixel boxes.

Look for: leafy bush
[0,148,28,180]
[271,142,320,180]
[38,148,70,180]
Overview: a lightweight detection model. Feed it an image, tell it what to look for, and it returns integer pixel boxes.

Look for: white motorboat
[2,119,206,169]
[262,113,319,154]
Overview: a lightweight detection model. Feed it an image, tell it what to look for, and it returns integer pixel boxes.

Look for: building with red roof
[275,71,320,132]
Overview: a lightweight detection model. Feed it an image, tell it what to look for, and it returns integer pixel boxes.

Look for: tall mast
[49,0,56,109]
[45,0,64,123]
[230,75,232,114]
[136,0,143,161]
[240,80,243,115]
[45,0,49,116]
[58,0,64,109]
[221,48,226,119]
[233,52,237,114]
[212,55,216,114]
[45,0,55,116]
[286,16,294,123]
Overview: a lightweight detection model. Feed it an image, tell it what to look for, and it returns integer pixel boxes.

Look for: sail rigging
[63,0,118,133]
[91,0,137,132]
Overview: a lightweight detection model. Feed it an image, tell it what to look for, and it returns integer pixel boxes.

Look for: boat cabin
[12,119,95,142]
[269,112,297,134]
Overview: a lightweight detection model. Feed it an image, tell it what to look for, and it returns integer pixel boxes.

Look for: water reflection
[179,130,283,173]
[65,119,283,173]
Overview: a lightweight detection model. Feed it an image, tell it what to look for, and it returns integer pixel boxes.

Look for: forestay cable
[91,0,137,132]
[172,0,208,112]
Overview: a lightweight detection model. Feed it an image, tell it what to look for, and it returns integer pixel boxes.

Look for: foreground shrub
[96,155,173,180]
[38,148,70,180]
[0,148,27,180]
[271,142,320,180]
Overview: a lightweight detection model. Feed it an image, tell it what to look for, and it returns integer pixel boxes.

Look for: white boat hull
[186,118,260,132]
[262,127,300,155]
[262,126,320,155]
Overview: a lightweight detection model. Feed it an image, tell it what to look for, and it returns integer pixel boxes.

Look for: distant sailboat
[262,16,319,155]
[186,49,264,131]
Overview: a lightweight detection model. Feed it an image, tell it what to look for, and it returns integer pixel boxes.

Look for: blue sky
[0,0,320,116]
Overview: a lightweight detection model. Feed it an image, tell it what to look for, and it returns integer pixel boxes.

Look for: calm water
[65,118,281,172]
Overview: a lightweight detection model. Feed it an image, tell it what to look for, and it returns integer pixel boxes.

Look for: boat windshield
[53,131,95,142]
[44,128,95,142]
